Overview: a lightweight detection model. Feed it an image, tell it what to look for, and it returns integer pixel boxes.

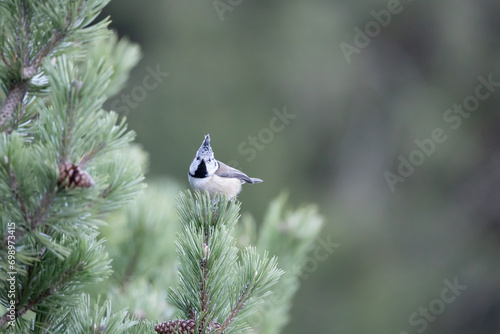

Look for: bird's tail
[250,178,263,184]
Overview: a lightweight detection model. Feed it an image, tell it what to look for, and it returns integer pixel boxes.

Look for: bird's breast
[189,174,242,199]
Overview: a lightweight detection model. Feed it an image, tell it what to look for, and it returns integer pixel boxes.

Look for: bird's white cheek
[189,160,198,175]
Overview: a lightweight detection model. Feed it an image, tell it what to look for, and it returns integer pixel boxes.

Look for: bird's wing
[215,161,256,184]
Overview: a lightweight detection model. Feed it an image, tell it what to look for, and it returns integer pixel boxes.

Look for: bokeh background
[99,1,500,333]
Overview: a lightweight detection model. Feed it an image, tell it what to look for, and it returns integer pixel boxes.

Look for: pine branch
[7,160,29,224]
[0,233,112,330]
[199,251,210,327]
[59,86,79,165]
[19,0,30,61]
[1,55,139,241]
[99,181,179,322]
[0,45,10,69]
[0,0,30,131]
[0,0,111,131]
[0,245,45,327]
[3,183,57,244]
[0,258,86,327]
[164,192,283,334]
[79,143,105,168]
[0,1,145,331]
[61,294,138,334]
[219,281,253,332]
[30,188,56,231]
[249,193,325,334]
[0,80,28,129]
[2,155,57,244]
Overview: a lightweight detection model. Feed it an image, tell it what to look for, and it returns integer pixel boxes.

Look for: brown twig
[199,256,210,327]
[0,288,47,327]
[0,48,10,68]
[3,187,57,245]
[218,281,255,332]
[0,81,29,129]
[8,164,30,224]
[79,143,106,168]
[30,190,55,231]
[0,0,30,130]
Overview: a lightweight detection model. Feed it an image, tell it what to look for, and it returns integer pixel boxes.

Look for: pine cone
[58,161,94,188]
[154,319,222,334]
[154,319,196,334]
[207,322,222,331]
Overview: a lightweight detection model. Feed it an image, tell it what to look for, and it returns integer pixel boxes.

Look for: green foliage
[166,191,284,334]
[0,0,110,64]
[0,0,144,331]
[176,190,242,232]
[98,179,181,321]
[87,34,142,98]
[52,294,138,334]
[98,183,324,334]
[128,320,158,334]
[252,193,324,334]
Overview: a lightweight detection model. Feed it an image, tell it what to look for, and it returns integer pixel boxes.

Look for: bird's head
[189,134,219,177]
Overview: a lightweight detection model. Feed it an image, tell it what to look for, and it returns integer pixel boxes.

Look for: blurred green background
[99,1,500,333]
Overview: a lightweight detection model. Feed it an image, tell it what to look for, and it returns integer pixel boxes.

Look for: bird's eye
[196,157,200,160]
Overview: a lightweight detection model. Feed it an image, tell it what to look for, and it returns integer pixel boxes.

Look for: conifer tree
[0,0,144,332]
[155,191,283,334]
[100,184,324,334]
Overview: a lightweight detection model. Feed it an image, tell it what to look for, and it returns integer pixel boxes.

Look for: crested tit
[188,134,262,199]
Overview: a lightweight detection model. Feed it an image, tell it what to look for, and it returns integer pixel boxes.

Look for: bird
[188,134,262,199]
